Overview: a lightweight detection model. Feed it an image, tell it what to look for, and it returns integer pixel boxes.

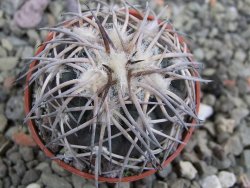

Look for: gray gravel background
[0,0,250,188]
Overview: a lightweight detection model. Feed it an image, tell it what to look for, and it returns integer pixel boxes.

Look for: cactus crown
[25,1,205,181]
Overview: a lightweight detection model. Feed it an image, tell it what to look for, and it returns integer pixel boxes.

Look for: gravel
[224,135,244,156]
[157,164,172,179]
[0,160,7,178]
[153,181,168,188]
[21,169,41,185]
[14,0,50,29]
[170,179,190,188]
[1,38,13,51]
[218,171,236,188]
[198,104,214,121]
[242,150,250,170]
[0,0,249,187]
[27,30,41,46]
[179,161,197,180]
[41,173,72,188]
[5,96,24,121]
[83,184,96,188]
[0,47,7,57]
[0,57,18,71]
[0,114,7,133]
[239,124,250,147]
[3,178,11,188]
[9,167,21,186]
[116,182,130,188]
[26,183,42,188]
[230,108,249,124]
[21,46,34,59]
[19,147,34,162]
[71,174,87,188]
[35,162,52,174]
[195,130,212,159]
[216,116,236,134]
[13,160,26,177]
[8,152,22,164]
[201,175,222,188]
[51,161,71,177]
[195,161,218,177]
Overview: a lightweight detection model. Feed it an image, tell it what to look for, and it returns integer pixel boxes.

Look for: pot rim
[24,9,201,183]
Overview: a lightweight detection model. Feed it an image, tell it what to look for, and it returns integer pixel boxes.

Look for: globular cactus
[24,1,205,182]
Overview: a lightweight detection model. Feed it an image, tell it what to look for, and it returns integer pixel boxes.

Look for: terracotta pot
[24,10,201,183]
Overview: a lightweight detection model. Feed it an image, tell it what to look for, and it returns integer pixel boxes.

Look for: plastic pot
[24,9,201,183]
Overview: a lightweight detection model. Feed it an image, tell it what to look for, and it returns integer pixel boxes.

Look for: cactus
[24,1,206,182]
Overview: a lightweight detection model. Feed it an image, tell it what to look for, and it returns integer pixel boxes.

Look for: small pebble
[51,161,71,177]
[5,96,24,121]
[19,147,34,162]
[0,114,7,133]
[224,135,243,156]
[7,36,27,47]
[13,160,26,177]
[193,48,204,60]
[153,181,168,188]
[198,104,213,121]
[234,49,246,62]
[83,184,95,188]
[202,68,216,76]
[21,169,41,185]
[14,0,50,29]
[41,173,72,188]
[21,46,34,59]
[115,182,130,188]
[35,162,52,174]
[71,174,86,188]
[196,131,212,159]
[201,175,222,188]
[230,108,249,124]
[218,171,236,188]
[204,122,216,136]
[0,57,18,71]
[48,1,64,18]
[190,181,201,188]
[5,126,19,140]
[226,7,238,21]
[1,38,13,51]
[141,174,156,188]
[27,30,41,45]
[242,150,250,170]
[10,173,21,186]
[8,152,22,164]
[26,160,39,169]
[216,116,236,134]
[26,183,42,188]
[66,0,78,12]
[202,94,216,107]
[0,160,7,178]
[204,50,216,61]
[239,124,250,147]
[0,46,7,57]
[179,161,197,180]
[3,177,11,188]
[157,164,172,179]
[195,161,218,177]
[170,179,190,188]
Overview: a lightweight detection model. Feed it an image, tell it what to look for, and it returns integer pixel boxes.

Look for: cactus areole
[24,4,201,183]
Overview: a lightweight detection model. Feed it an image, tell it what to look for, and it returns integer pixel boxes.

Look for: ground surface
[0,0,250,188]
